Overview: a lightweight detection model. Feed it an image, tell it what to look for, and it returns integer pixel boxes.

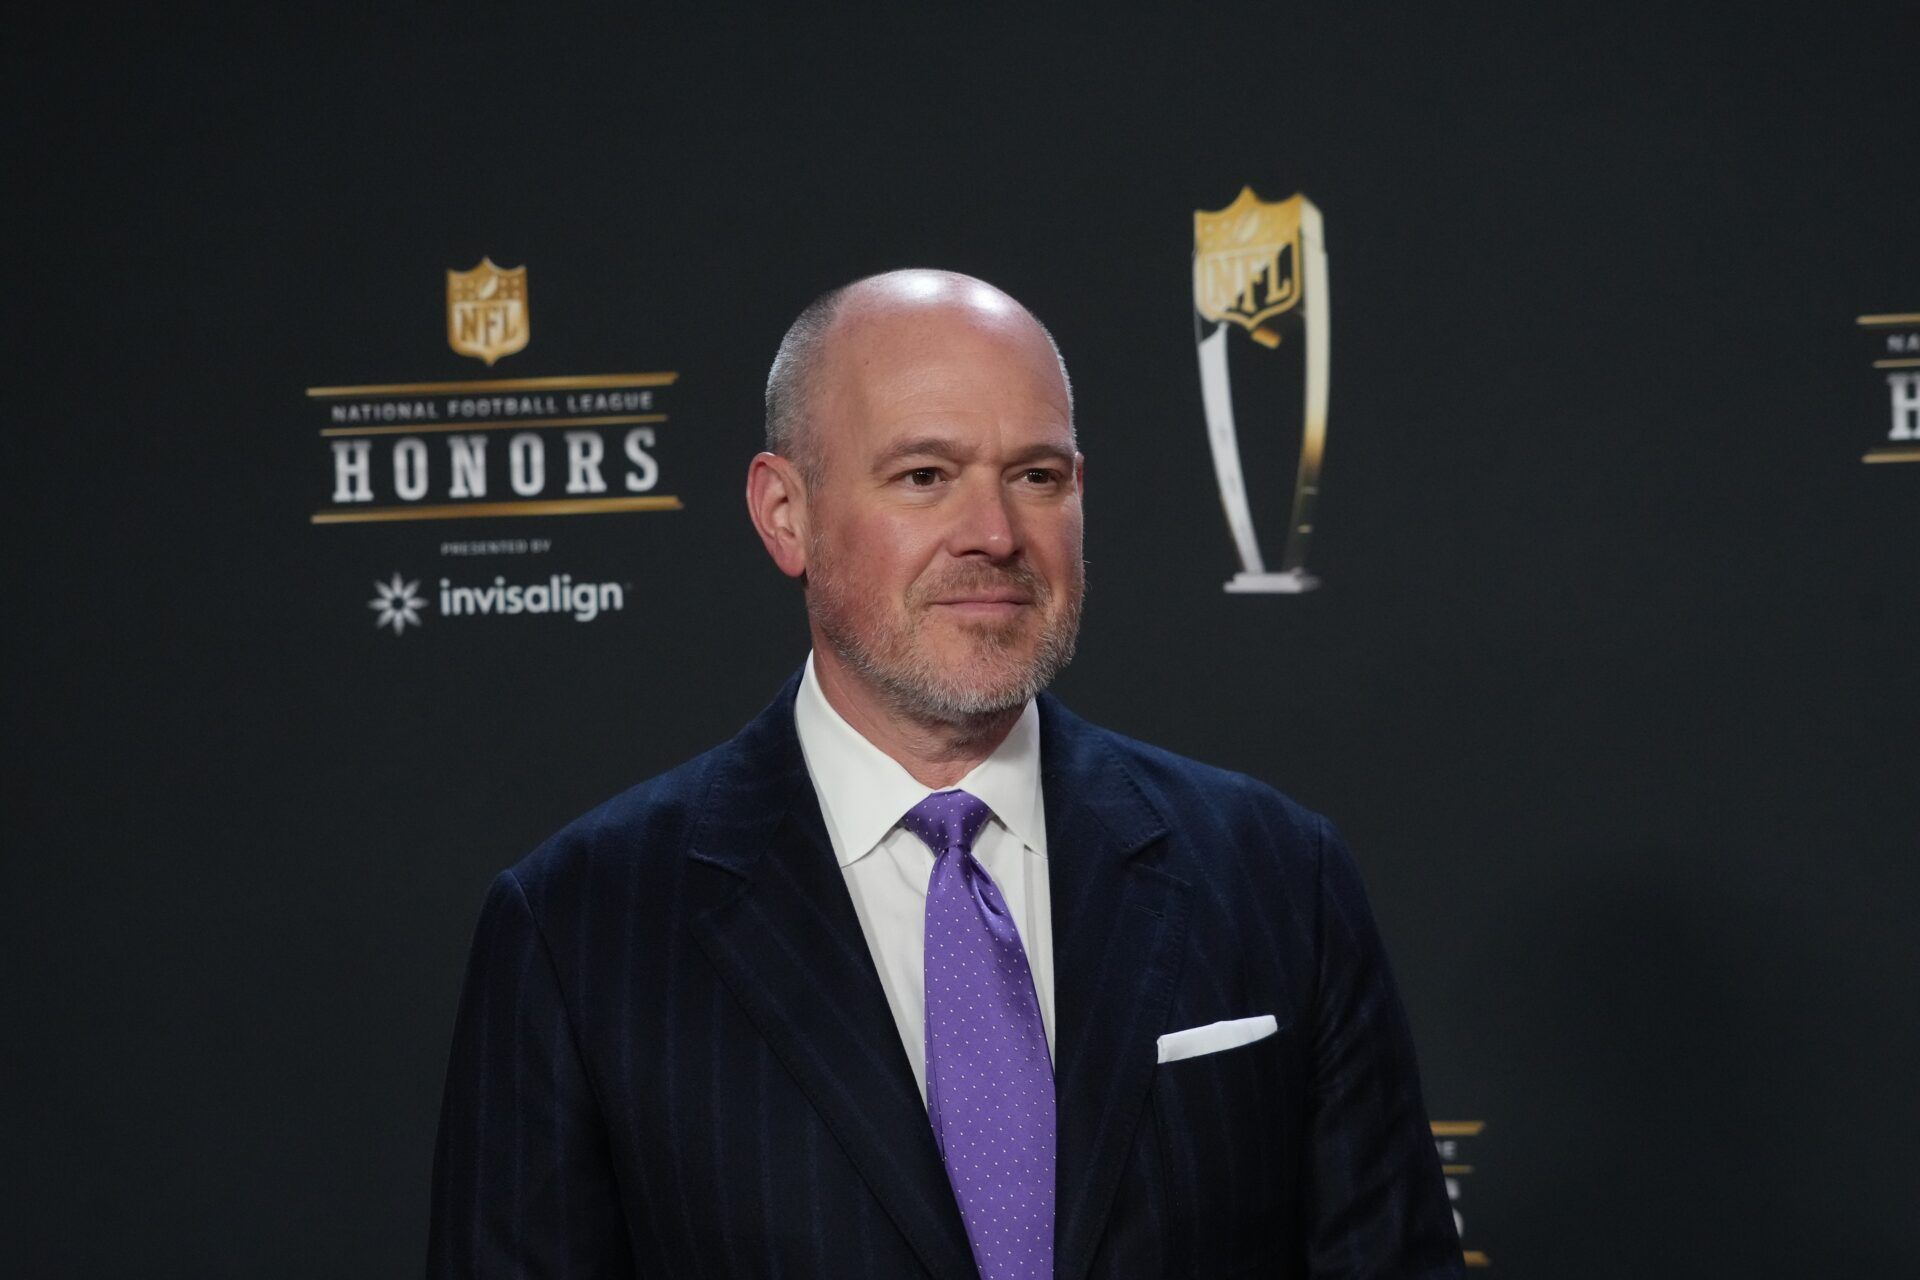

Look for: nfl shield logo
[446,258,529,366]
[1193,188,1304,338]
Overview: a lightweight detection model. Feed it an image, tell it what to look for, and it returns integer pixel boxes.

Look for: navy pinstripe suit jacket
[428,673,1463,1278]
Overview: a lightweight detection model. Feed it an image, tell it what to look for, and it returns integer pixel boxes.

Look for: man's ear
[746,451,809,579]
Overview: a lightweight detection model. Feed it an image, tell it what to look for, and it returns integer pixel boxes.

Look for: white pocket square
[1156,1014,1280,1064]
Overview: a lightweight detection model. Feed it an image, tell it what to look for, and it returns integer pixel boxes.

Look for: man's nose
[947,473,1019,560]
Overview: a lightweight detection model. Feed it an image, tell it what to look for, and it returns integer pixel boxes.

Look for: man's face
[800,288,1085,724]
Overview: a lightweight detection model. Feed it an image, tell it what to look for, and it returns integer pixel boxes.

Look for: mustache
[911,561,1051,606]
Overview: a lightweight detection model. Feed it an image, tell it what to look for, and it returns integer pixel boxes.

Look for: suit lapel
[688,677,979,1280]
[1041,696,1191,1280]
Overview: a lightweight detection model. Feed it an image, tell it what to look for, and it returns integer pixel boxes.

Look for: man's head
[747,269,1086,728]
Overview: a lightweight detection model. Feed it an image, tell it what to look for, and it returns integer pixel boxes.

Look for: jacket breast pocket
[1157,1014,1280,1064]
[1150,1016,1299,1275]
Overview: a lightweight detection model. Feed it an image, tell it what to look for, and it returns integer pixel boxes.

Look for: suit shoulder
[1082,718,1331,861]
[505,741,722,896]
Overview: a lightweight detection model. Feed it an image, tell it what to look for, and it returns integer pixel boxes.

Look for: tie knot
[901,789,994,856]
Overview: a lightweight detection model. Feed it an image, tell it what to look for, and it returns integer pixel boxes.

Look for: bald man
[427,271,1463,1279]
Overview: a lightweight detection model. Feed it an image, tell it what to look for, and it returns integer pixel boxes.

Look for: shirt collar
[793,652,1046,868]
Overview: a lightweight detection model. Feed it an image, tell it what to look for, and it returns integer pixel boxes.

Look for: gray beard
[807,555,1084,728]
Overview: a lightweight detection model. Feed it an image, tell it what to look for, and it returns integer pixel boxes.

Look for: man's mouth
[931,596,1031,618]
[918,565,1046,623]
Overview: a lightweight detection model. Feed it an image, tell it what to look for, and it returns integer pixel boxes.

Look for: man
[428,270,1462,1278]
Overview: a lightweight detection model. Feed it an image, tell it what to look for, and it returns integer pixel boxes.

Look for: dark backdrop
[9,7,1916,1276]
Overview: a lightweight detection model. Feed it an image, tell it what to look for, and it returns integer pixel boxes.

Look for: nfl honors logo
[446,258,530,365]
[309,253,680,529]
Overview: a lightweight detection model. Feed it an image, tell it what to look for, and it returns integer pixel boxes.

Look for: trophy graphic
[1193,188,1330,593]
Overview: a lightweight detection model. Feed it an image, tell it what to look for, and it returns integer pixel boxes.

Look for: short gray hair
[763,285,852,483]
[762,274,1075,483]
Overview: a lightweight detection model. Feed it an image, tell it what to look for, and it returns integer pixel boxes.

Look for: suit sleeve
[1304,817,1464,1279]
[427,869,634,1279]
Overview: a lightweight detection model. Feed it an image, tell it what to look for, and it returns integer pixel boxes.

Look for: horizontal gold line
[311,496,684,524]
[1441,1164,1475,1175]
[1862,445,1920,464]
[1430,1121,1485,1137]
[1857,312,1920,326]
[321,413,666,438]
[1872,358,1920,369]
[306,372,678,397]
[1464,1250,1491,1267]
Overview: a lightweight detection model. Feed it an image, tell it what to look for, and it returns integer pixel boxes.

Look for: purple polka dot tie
[903,789,1056,1280]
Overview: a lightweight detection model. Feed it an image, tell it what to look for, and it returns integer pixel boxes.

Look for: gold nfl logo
[446,258,529,366]
[1193,188,1304,348]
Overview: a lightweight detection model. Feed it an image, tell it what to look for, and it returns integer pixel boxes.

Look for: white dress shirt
[792,652,1055,1104]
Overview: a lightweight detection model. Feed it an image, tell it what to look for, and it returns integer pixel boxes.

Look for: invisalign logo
[437,574,626,623]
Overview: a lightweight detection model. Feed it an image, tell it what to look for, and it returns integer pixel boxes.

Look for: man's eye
[1022,468,1060,486]
[904,468,941,487]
